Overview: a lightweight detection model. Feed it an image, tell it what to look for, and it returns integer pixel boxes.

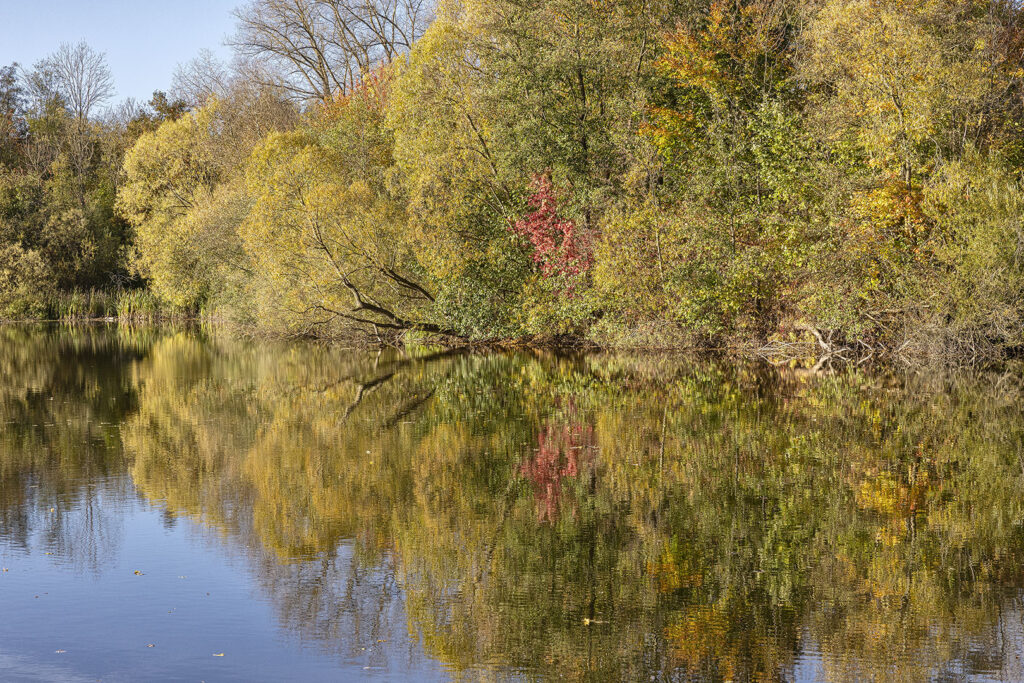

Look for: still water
[2,325,1024,682]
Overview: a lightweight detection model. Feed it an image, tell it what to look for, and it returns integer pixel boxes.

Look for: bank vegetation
[3,0,1024,361]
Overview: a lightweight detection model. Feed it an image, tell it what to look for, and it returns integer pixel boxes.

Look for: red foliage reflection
[519,420,595,522]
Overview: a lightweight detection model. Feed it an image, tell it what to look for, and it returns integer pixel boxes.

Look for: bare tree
[230,0,434,103]
[322,0,433,64]
[45,41,114,120]
[171,49,232,107]
[106,97,143,127]
[231,0,347,102]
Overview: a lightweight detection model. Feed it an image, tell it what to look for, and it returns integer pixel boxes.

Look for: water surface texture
[2,325,1024,682]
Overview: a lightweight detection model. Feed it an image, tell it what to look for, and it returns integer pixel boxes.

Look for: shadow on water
[2,324,1024,681]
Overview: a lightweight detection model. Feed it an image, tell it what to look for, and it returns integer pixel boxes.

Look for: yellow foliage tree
[243,82,451,338]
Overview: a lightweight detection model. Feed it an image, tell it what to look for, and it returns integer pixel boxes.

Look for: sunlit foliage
[6,0,1024,352]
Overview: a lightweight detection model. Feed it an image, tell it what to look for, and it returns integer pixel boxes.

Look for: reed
[49,289,118,320]
[40,288,177,322]
[114,289,163,321]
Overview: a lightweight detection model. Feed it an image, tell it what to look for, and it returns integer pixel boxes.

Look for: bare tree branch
[45,42,114,120]
[230,0,434,102]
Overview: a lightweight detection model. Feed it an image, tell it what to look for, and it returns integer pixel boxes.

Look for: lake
[1,325,1024,682]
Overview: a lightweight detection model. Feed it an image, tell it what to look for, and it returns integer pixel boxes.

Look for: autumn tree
[796,0,1024,346]
[387,0,676,336]
[117,85,296,312]
[0,64,27,168]
[0,44,131,300]
[601,0,826,342]
[242,76,452,337]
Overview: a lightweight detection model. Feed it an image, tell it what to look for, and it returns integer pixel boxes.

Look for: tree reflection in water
[2,326,1024,680]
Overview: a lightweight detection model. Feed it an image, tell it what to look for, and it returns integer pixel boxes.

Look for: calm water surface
[2,325,1024,682]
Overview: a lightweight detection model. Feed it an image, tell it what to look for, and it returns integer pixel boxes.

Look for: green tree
[242,77,450,337]
[117,86,295,314]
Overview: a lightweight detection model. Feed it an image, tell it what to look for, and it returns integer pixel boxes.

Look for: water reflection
[0,325,149,570]
[2,325,1024,681]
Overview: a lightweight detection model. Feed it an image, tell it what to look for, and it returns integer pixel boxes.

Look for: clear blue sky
[0,0,239,105]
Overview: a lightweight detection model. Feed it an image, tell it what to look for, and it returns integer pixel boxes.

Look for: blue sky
[0,0,239,105]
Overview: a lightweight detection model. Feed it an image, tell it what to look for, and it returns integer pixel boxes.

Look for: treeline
[0,43,190,318]
[4,0,1024,356]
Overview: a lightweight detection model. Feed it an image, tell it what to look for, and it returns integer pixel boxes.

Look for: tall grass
[41,288,180,322]
[49,289,117,320]
[114,289,163,321]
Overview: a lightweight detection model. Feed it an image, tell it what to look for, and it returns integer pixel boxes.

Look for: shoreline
[3,316,1020,367]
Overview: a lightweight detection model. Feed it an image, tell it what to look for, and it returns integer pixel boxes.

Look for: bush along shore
[3,0,1024,362]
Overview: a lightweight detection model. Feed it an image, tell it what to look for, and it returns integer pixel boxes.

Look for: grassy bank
[1,289,185,323]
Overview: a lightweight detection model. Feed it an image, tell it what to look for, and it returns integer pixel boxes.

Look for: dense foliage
[5,0,1024,355]
[0,45,191,318]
